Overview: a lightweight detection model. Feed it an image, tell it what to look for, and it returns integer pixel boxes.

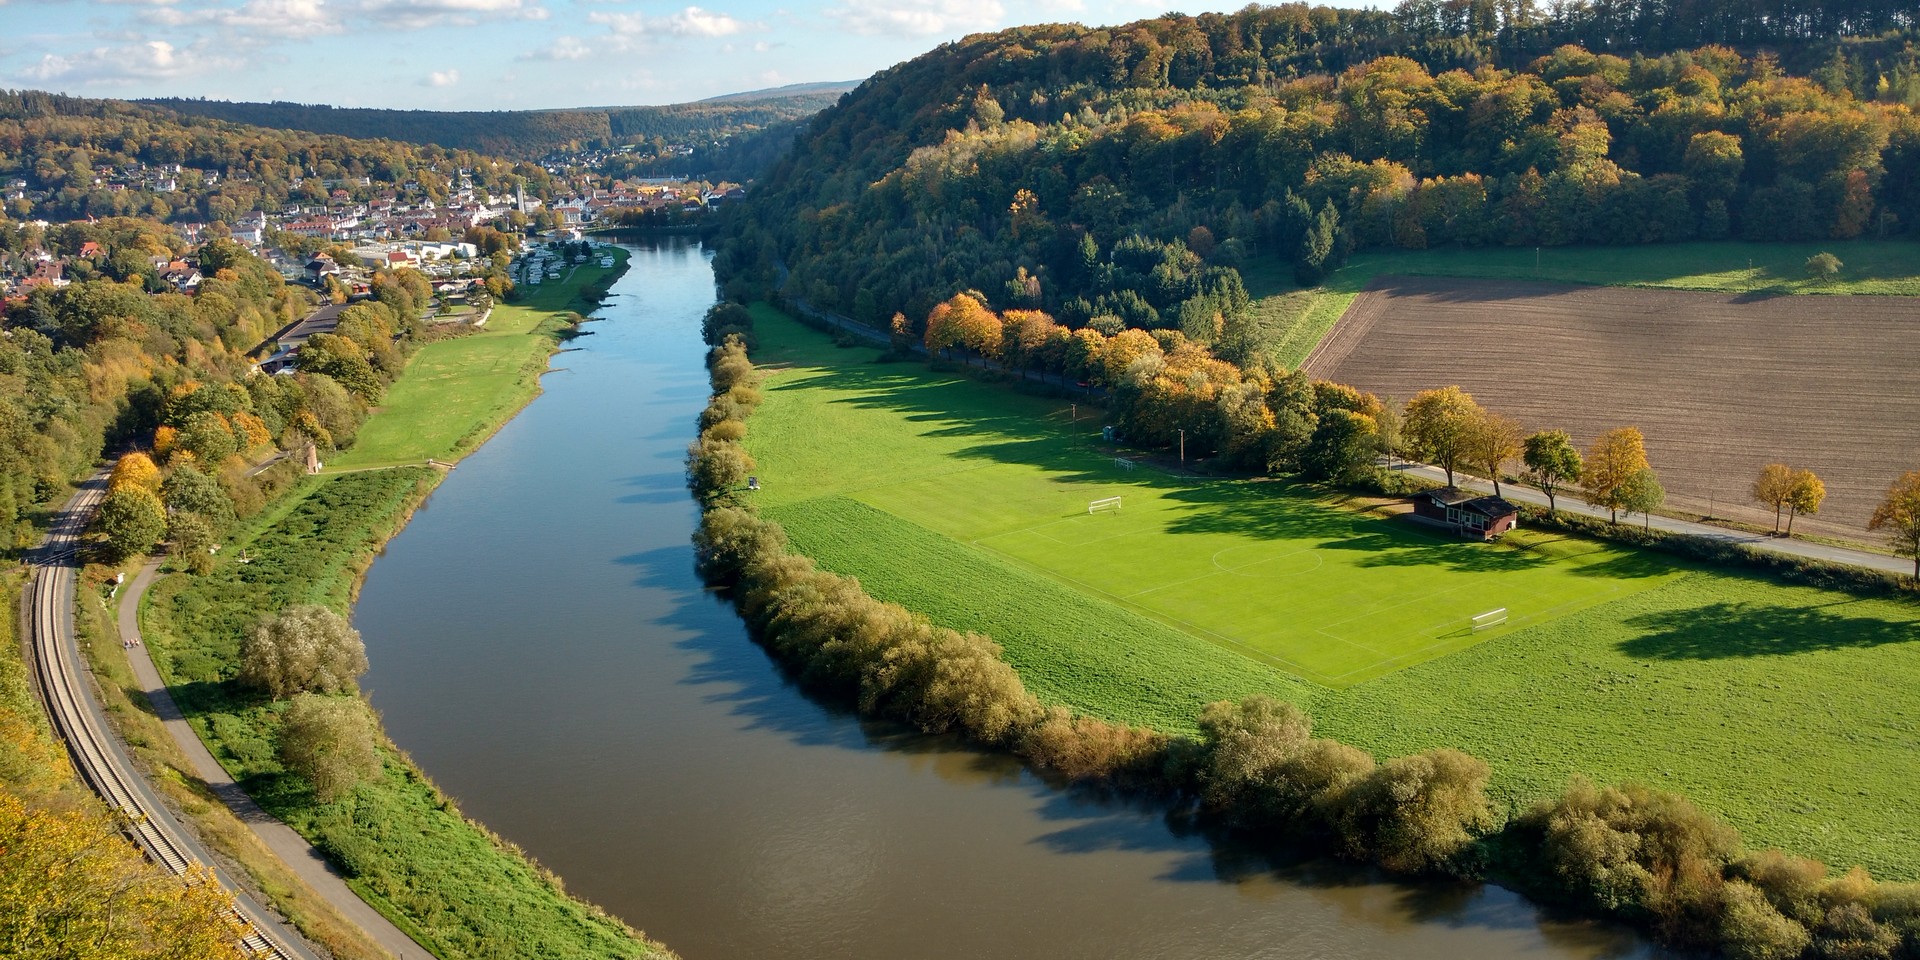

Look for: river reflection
[357,237,1664,960]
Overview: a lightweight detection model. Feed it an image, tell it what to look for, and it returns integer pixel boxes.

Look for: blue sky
[2,0,1382,110]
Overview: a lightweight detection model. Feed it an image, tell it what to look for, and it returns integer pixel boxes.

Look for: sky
[1,0,1382,111]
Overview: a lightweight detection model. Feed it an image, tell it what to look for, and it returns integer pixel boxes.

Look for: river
[356,238,1661,960]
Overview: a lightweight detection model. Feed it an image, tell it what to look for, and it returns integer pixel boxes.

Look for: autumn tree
[277,694,382,802]
[1523,430,1582,514]
[238,605,369,699]
[924,292,998,363]
[1868,471,1920,578]
[1466,410,1523,496]
[1582,427,1650,523]
[0,793,247,960]
[1403,386,1484,487]
[1785,469,1825,536]
[1751,463,1797,533]
[107,451,162,494]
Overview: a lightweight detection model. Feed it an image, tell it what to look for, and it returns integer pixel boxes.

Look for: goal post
[1089,497,1122,514]
[1114,457,1136,471]
[1471,607,1509,632]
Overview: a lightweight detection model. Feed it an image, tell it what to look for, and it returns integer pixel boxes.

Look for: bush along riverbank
[687,305,1920,960]
[129,250,676,960]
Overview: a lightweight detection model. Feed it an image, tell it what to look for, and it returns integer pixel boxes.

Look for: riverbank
[122,248,675,960]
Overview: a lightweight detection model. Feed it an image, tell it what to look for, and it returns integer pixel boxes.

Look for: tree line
[687,303,1920,960]
[0,90,562,226]
[716,12,1920,367]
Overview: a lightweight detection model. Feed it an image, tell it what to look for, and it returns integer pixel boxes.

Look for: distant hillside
[145,84,857,159]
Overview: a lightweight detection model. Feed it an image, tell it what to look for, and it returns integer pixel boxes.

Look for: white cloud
[154,0,338,40]
[354,0,548,29]
[425,67,461,86]
[520,35,592,60]
[826,0,1003,37]
[586,6,754,41]
[20,38,236,85]
[655,6,744,36]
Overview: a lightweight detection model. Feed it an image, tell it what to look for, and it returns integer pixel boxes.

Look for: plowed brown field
[1304,276,1920,538]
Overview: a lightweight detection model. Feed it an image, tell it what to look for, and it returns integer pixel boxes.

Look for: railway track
[27,481,297,960]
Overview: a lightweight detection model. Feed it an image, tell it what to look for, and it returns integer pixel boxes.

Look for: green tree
[277,693,382,802]
[1522,430,1582,514]
[238,605,369,699]
[1302,409,1379,483]
[1805,252,1843,281]
[91,486,167,561]
[1582,426,1650,522]
[1296,200,1340,284]
[1868,471,1920,578]
[161,465,233,529]
[1619,467,1664,531]
[1403,386,1484,487]
[296,333,383,401]
[177,410,239,465]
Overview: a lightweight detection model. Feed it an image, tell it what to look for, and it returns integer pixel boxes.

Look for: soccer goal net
[1471,608,1509,632]
[1114,457,1136,471]
[1089,497,1123,514]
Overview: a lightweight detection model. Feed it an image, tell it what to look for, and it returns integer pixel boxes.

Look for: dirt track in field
[1303,276,1920,538]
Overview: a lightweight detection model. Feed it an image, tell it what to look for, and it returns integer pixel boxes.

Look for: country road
[26,477,314,959]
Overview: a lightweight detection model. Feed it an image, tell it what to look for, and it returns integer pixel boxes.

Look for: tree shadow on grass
[1618,598,1920,660]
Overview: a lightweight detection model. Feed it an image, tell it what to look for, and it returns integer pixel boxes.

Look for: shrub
[277,694,381,803]
[1329,747,1495,874]
[1019,707,1169,785]
[238,604,369,699]
[1721,880,1813,960]
[685,436,755,502]
[1528,777,1741,930]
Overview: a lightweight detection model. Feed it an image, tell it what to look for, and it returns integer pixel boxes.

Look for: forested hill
[714,1,1920,366]
[146,84,857,158]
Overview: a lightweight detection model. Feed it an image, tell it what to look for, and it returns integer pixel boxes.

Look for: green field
[1241,239,1920,368]
[328,251,627,469]
[745,305,1920,879]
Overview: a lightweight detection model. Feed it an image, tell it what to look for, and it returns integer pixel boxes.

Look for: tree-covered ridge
[144,88,854,160]
[0,90,562,225]
[716,4,1919,365]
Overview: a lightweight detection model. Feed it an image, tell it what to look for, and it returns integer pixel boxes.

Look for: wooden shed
[1411,488,1519,540]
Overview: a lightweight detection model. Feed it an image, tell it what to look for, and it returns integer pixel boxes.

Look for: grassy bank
[1243,239,1920,368]
[744,305,1920,880]
[133,249,673,959]
[328,249,628,470]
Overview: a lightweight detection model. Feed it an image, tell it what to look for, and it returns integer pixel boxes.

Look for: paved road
[1390,461,1912,577]
[27,479,315,960]
[119,561,431,960]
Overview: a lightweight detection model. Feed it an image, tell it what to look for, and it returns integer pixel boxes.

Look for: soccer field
[851,457,1674,687]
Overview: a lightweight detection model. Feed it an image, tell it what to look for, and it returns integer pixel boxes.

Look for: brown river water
[356,238,1665,960]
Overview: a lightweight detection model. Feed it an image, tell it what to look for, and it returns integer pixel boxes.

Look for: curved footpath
[1390,461,1912,575]
[27,479,315,960]
[117,558,433,960]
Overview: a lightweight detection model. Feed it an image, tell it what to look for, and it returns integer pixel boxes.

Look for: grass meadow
[1240,239,1920,367]
[328,250,628,469]
[745,306,1920,879]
